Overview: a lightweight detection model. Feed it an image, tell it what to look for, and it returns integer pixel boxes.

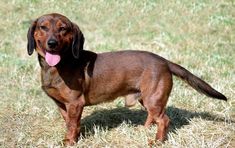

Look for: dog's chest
[41,67,62,87]
[41,67,80,102]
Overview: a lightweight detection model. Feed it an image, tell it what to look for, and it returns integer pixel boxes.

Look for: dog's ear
[27,20,37,55]
[72,23,84,59]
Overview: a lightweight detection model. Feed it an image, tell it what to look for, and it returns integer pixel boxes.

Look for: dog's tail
[167,61,227,101]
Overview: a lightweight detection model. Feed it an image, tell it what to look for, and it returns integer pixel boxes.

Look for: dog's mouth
[38,40,61,66]
[45,52,61,66]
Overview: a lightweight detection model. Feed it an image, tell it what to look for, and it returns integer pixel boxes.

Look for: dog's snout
[47,39,58,49]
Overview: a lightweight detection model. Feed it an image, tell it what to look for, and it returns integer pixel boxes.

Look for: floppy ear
[27,20,37,55]
[72,23,84,59]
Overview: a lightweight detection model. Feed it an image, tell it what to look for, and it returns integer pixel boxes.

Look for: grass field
[0,0,234,147]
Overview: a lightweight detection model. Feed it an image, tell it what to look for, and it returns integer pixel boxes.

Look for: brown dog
[27,13,227,146]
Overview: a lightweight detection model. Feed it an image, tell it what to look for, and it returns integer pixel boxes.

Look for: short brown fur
[27,13,227,146]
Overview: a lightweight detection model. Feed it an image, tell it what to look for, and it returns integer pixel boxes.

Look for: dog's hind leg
[143,97,170,141]
[141,71,172,141]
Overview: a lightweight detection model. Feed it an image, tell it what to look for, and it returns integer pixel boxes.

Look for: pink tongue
[45,52,61,66]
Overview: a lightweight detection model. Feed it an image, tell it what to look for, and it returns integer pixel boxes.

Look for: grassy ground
[0,0,234,147]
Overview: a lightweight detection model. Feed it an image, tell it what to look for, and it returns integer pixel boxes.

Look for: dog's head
[27,13,84,66]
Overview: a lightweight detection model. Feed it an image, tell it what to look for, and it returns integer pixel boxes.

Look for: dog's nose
[47,39,58,49]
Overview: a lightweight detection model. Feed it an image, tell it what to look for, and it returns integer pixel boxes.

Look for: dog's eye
[59,27,66,32]
[40,26,48,31]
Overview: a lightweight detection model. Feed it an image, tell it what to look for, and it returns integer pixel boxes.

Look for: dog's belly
[85,88,138,105]
[84,72,140,105]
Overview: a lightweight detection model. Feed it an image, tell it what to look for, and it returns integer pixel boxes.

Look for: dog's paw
[62,138,76,146]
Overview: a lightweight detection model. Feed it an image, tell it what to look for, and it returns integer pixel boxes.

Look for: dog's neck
[37,50,97,70]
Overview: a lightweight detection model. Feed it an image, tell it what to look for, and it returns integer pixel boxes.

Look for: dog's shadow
[80,106,226,137]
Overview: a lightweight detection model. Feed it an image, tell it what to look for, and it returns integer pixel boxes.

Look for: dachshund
[27,13,227,146]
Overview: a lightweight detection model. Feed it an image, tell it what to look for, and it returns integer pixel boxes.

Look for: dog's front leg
[63,95,85,146]
[52,99,68,122]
